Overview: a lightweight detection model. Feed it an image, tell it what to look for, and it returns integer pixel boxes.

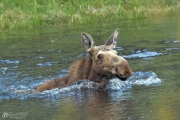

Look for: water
[0,16,180,120]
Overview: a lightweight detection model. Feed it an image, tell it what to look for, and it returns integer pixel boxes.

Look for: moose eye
[98,54,103,59]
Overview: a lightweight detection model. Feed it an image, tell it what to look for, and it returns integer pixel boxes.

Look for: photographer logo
[2,112,28,119]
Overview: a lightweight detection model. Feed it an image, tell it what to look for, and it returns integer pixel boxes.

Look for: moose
[37,29,133,92]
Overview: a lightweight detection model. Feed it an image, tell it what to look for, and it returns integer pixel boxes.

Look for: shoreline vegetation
[0,0,180,30]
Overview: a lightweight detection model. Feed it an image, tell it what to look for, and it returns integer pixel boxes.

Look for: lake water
[0,16,180,120]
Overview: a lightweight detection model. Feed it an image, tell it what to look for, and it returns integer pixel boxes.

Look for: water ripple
[123,51,162,58]
[36,62,58,67]
[164,40,180,44]
[0,60,21,64]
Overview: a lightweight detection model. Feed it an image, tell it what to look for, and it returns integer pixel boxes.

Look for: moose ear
[81,32,94,51]
[104,28,119,49]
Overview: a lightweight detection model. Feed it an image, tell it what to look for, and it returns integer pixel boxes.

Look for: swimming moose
[37,29,133,92]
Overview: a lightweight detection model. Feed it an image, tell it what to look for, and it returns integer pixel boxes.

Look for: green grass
[0,0,179,29]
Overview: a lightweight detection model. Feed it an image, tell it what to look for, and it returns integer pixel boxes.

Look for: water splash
[0,71,161,100]
[127,71,161,85]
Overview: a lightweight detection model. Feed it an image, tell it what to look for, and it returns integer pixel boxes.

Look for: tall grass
[0,0,179,29]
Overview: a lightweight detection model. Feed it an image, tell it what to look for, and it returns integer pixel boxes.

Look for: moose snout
[117,72,132,81]
[115,61,133,81]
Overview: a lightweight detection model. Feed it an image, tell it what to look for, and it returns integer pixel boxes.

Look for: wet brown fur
[36,29,132,92]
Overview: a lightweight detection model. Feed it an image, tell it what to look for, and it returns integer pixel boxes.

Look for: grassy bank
[0,0,179,29]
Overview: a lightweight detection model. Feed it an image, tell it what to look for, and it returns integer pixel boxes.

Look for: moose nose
[115,74,128,81]
[117,68,133,81]
[115,57,133,80]
[120,62,132,76]
[126,71,133,77]
[124,71,133,78]
[119,73,131,78]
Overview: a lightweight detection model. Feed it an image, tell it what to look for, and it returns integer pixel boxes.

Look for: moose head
[81,29,132,81]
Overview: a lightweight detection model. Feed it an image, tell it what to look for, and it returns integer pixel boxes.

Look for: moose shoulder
[36,29,132,92]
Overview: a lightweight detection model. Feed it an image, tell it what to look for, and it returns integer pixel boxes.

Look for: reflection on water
[0,16,180,120]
